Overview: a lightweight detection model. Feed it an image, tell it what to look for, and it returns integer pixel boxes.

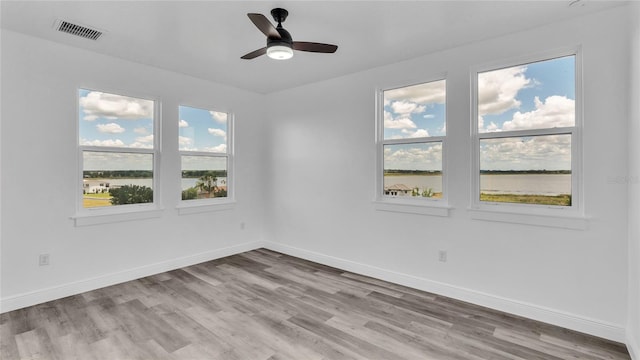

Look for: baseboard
[264,241,627,343]
[0,240,265,313]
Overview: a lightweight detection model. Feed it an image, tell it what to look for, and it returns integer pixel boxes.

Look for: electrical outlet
[39,254,50,266]
[438,250,447,262]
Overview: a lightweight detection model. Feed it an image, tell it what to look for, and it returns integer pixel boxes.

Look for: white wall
[627,2,640,358]
[264,6,631,342]
[0,30,266,311]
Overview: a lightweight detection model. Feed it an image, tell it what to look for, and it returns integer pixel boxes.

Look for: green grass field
[480,193,571,206]
[83,193,112,208]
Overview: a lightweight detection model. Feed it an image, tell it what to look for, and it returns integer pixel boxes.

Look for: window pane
[383,80,446,139]
[478,56,575,133]
[179,106,227,153]
[79,89,154,148]
[181,155,228,200]
[383,142,442,198]
[479,135,571,206]
[82,152,153,208]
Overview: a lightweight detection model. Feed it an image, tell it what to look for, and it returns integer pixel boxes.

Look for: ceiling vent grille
[54,20,103,40]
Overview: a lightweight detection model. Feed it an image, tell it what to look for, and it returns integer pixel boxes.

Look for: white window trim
[374,77,450,216]
[469,47,586,228]
[176,109,235,214]
[73,88,162,226]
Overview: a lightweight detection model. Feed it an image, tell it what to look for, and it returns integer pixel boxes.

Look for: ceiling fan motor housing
[268,27,293,48]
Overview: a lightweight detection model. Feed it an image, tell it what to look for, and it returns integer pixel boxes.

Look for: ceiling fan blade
[247,13,280,39]
[292,42,338,53]
[241,47,267,60]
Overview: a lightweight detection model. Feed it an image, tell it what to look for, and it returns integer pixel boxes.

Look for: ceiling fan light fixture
[267,44,293,60]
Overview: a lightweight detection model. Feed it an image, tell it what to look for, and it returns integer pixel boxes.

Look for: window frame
[470,48,585,223]
[374,76,450,216]
[74,87,162,225]
[176,105,234,214]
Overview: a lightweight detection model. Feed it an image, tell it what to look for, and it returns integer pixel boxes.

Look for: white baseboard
[263,241,627,343]
[0,240,265,313]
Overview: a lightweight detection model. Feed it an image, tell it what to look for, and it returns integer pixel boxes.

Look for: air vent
[54,19,103,40]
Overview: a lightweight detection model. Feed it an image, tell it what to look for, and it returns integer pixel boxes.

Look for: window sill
[374,199,451,217]
[176,200,235,215]
[72,207,164,227]
[467,207,588,230]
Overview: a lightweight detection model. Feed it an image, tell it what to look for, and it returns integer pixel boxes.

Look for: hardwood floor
[0,249,631,359]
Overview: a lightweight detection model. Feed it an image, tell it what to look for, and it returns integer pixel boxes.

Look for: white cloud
[400,129,430,138]
[423,114,435,119]
[96,123,125,134]
[204,144,227,153]
[390,101,426,116]
[208,128,227,140]
[410,129,430,138]
[384,143,442,170]
[134,127,149,135]
[179,119,189,128]
[480,135,571,170]
[80,138,125,147]
[384,110,416,129]
[136,134,154,143]
[486,122,500,132]
[80,91,153,121]
[210,111,227,123]
[501,96,574,131]
[179,136,193,146]
[384,80,446,104]
[478,65,530,116]
[129,134,154,149]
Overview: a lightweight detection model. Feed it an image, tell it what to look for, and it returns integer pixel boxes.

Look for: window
[78,89,157,211]
[179,105,231,203]
[472,53,580,211]
[377,79,447,204]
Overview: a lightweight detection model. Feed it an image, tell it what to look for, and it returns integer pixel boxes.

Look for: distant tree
[411,187,420,197]
[195,173,217,198]
[109,185,153,205]
[182,187,198,200]
[422,188,434,198]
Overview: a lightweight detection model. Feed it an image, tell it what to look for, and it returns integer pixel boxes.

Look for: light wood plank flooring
[0,249,631,359]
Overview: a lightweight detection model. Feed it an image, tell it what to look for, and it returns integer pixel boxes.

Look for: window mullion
[477,127,574,140]
[382,136,446,146]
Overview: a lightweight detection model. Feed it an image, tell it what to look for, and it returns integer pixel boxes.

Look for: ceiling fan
[241,8,338,60]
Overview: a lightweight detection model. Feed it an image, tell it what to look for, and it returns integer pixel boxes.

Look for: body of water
[384,174,571,195]
[88,175,569,196]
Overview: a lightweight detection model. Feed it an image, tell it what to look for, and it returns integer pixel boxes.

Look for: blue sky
[383,56,575,171]
[79,90,228,171]
[78,89,155,149]
[479,55,575,134]
[478,55,575,171]
[383,80,446,171]
[179,105,227,153]
[383,80,446,140]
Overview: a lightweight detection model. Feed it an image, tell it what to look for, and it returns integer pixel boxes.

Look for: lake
[384,174,571,195]
[87,174,571,196]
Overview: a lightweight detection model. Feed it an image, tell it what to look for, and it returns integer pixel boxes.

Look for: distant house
[82,179,111,194]
[384,184,412,196]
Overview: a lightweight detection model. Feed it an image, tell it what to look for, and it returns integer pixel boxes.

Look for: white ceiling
[0,1,625,94]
